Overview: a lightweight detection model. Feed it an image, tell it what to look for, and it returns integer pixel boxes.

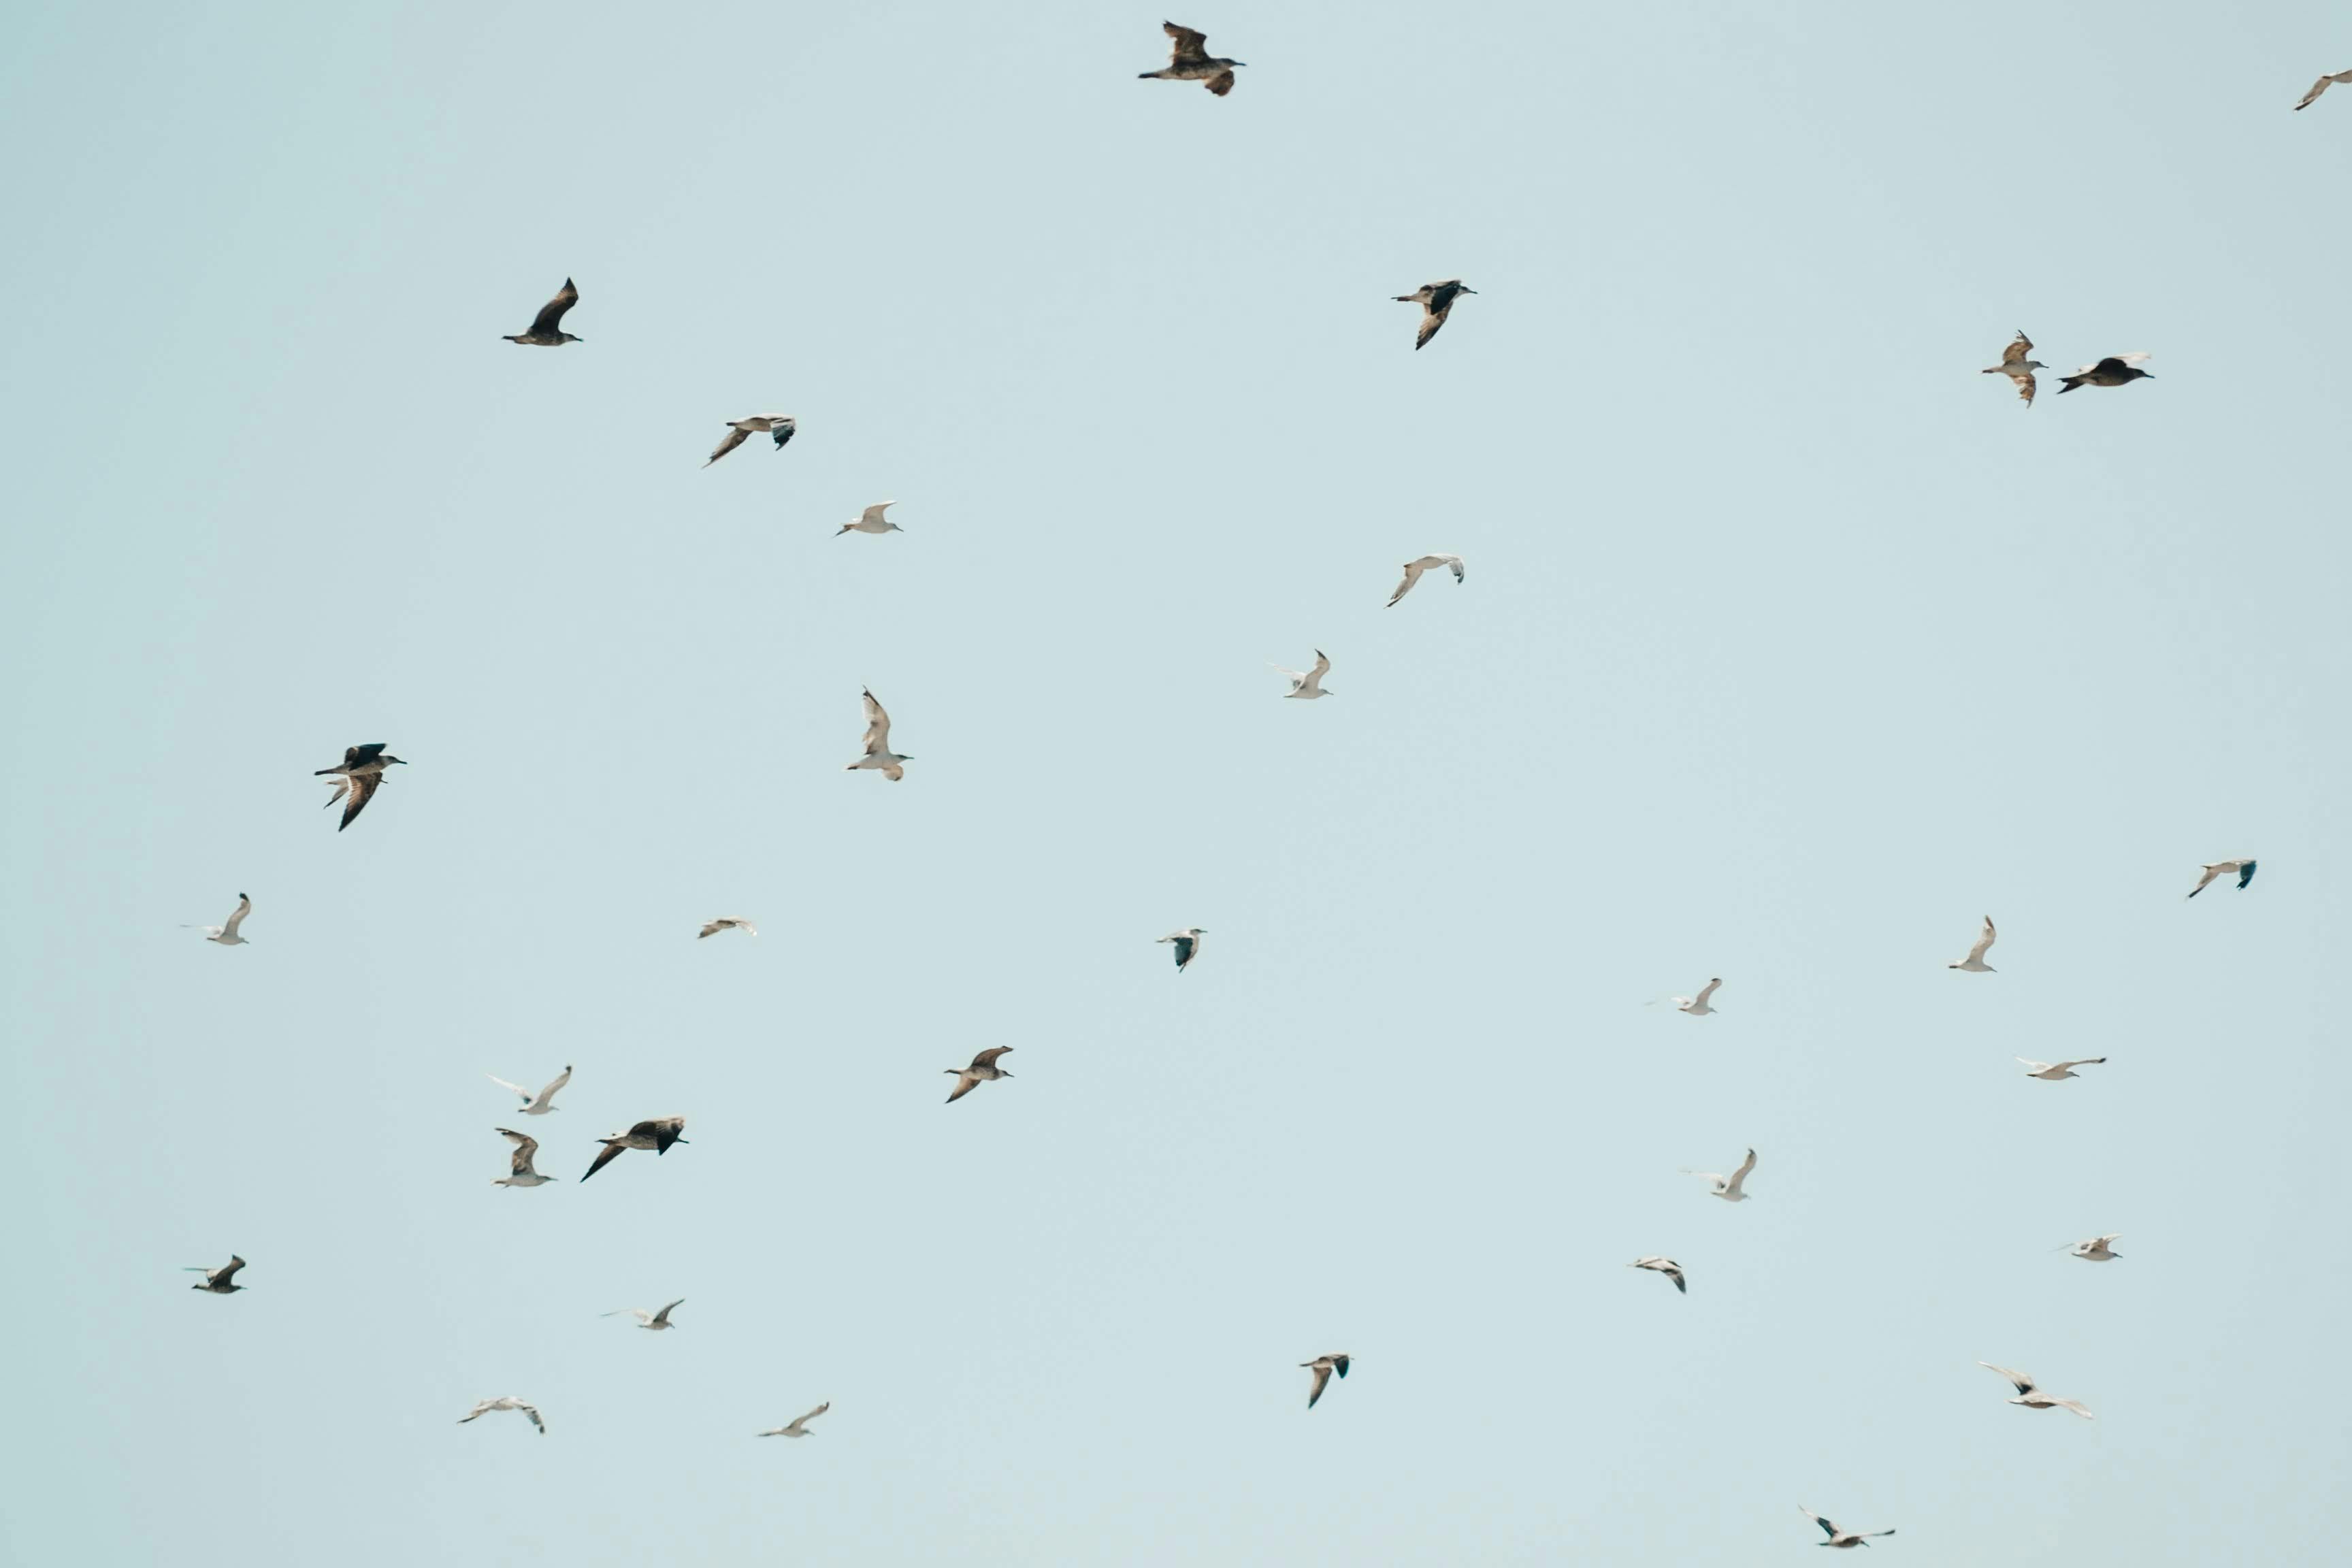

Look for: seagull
[1673,979,1722,1015]
[1682,1147,1757,1202]
[581,1116,689,1181]
[698,917,757,939]
[459,1396,544,1433]
[1387,554,1465,607]
[2056,353,2153,393]
[1980,331,2044,407]
[186,893,252,946]
[1301,1353,1351,1409]
[837,500,904,536]
[757,1402,831,1438]
[1629,1257,1686,1294]
[604,1298,686,1330]
[184,1255,247,1294]
[1137,21,1244,96]
[1799,1506,1895,1549]
[313,744,406,832]
[704,414,796,467]
[1978,1362,2094,1419]
[2187,859,2256,898]
[1275,649,1333,699]
[846,687,911,781]
[1158,928,1205,973]
[2295,69,2352,109]
[487,1064,571,1115]
[1393,280,1477,351]
[2069,1233,2123,1262]
[492,1128,552,1188]
[502,278,582,346]
[945,1047,1014,1104]
[2017,1056,2105,1081]
[1948,916,1997,973]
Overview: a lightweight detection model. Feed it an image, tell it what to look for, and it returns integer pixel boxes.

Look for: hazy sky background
[4,2,2348,1563]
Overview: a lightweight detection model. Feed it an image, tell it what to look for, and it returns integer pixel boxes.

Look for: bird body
[504,279,582,345]
[1800,1507,1895,1548]
[1388,555,1465,607]
[1979,1361,2094,1418]
[1674,978,1722,1015]
[189,893,252,945]
[581,1116,688,1181]
[185,1255,247,1294]
[459,1396,544,1433]
[1683,1147,1757,1202]
[1629,1256,1686,1294]
[945,1047,1014,1103]
[1301,1352,1351,1409]
[837,501,902,536]
[846,687,911,780]
[1275,649,1332,698]
[705,414,796,467]
[1139,22,1243,95]
[757,1402,831,1438]
[2187,859,2256,898]
[1949,915,1997,972]
[487,1064,571,1115]
[2070,1233,2123,1262]
[2017,1056,2104,1081]
[2056,353,2152,393]
[1158,928,1205,973]
[1980,331,2045,406]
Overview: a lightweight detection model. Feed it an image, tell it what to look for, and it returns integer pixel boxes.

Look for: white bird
[459,1396,545,1433]
[1387,554,1465,607]
[1301,1352,1352,1409]
[605,1298,686,1330]
[2017,1056,2105,1081]
[945,1047,1014,1104]
[487,1064,572,1115]
[2069,1233,2123,1262]
[1682,1147,1757,1202]
[846,688,911,781]
[2187,859,2256,898]
[1158,928,1205,973]
[1799,1506,1896,1548]
[1673,979,1722,1015]
[1629,1256,1686,1294]
[704,414,796,467]
[492,1128,552,1188]
[1948,916,1997,973]
[581,1115,689,1181]
[186,893,252,946]
[837,501,902,536]
[1980,330,2045,407]
[1978,1362,2094,1419]
[698,917,757,939]
[2295,69,2352,109]
[1275,649,1333,699]
[757,1402,831,1438]
[184,1255,248,1294]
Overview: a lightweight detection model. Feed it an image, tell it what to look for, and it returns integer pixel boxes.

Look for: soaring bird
[698,917,757,939]
[1275,649,1333,699]
[502,278,583,346]
[187,893,252,947]
[1158,928,1205,973]
[2056,353,2152,393]
[2068,1233,2123,1262]
[2187,859,2256,898]
[1393,280,1476,350]
[1799,1506,1896,1549]
[1673,979,1722,1015]
[704,414,796,467]
[2017,1056,2104,1081]
[1980,331,2044,407]
[1629,1257,1686,1294]
[945,1047,1015,1104]
[185,1256,248,1294]
[1301,1352,1351,1409]
[604,1299,686,1330]
[1682,1147,1757,1203]
[1948,916,1997,973]
[314,744,406,832]
[1138,21,1244,96]
[2295,69,2352,109]
[1387,554,1465,607]
[1978,1362,2093,1419]
[492,1128,552,1188]
[757,1402,831,1438]
[459,1396,544,1433]
[487,1064,571,1115]
[846,688,911,781]
[581,1116,689,1181]
[837,501,903,536]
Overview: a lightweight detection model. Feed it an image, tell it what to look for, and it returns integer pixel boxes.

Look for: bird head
[561,333,583,344]
[1460,285,1478,294]
[385,755,408,766]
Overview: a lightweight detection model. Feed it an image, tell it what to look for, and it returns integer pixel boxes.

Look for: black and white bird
[1948,916,1997,973]
[945,1047,1014,1104]
[604,1299,686,1330]
[1978,1362,2094,1419]
[1980,331,2044,407]
[1275,650,1332,699]
[2017,1056,2105,1081]
[1301,1352,1351,1409]
[698,917,757,939]
[2057,353,2153,393]
[704,414,796,467]
[502,279,582,346]
[581,1116,688,1181]
[1393,280,1476,350]
[2187,859,2256,898]
[1158,928,1205,973]
[187,893,252,947]
[1137,21,1243,96]
[1629,1257,1686,1294]
[1799,1506,1896,1549]
[2068,1233,2123,1262]
[459,1396,544,1433]
[487,1064,571,1115]
[1387,555,1465,607]
[492,1128,552,1188]
[757,1402,831,1439]
[314,744,406,832]
[2295,69,2352,109]
[836,501,903,536]
[185,1255,247,1294]
[1673,979,1722,1015]
[846,688,911,781]
[1682,1147,1757,1203]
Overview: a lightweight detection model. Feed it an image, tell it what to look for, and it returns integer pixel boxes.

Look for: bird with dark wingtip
[1301,1352,1351,1409]
[314,744,406,832]
[581,1115,689,1181]
[2056,353,2152,393]
[1394,280,1477,350]
[1138,21,1245,96]
[504,278,583,346]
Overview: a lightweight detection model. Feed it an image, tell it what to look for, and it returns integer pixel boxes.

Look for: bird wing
[640,1117,685,1152]
[498,1128,539,1171]
[793,1402,830,1428]
[218,894,251,938]
[2053,1399,2094,1420]
[1799,1508,1838,1541]
[336,770,382,831]
[581,1141,627,1181]
[1414,301,1452,350]
[698,920,723,938]
[860,502,895,527]
[348,742,387,766]
[527,279,578,336]
[459,1400,492,1422]
[1306,1362,1333,1407]
[2296,72,2349,109]
[1206,69,1235,96]
[538,1065,572,1103]
[971,1047,1013,1069]
[770,421,797,448]
[1728,1147,1757,1186]
[1388,559,1426,606]
[704,426,751,467]
[2051,1058,2104,1071]
[1441,555,1465,581]
[2016,1058,2050,1073]
[860,689,893,753]
[2012,370,2036,406]
[1694,979,1721,1005]
[2237,860,2257,888]
[214,1256,246,1286]
[1163,21,1209,62]
[945,1073,980,1103]
[653,1298,685,1324]
[1965,917,1997,964]
[487,1074,533,1100]
[1172,934,1196,969]
[2002,332,2034,365]
[1980,1362,2036,1394]
[1308,650,1330,680]
[2081,353,2152,374]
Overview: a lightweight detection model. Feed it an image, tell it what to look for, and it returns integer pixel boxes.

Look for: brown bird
[581,1116,689,1181]
[2056,353,2153,393]
[2294,69,2352,110]
[1301,1352,1351,1409]
[1393,280,1476,350]
[504,278,583,346]
[314,744,406,832]
[1980,331,2044,407]
[1138,22,1245,96]
[945,1047,1014,1103]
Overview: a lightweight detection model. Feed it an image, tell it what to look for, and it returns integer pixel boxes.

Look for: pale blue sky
[4,1,2348,1563]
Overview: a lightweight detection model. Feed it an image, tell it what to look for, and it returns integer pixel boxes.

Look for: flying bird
[186,893,252,946]
[2068,1233,2123,1262]
[704,414,796,467]
[2017,1056,2105,1081]
[1137,21,1244,96]
[2187,859,2256,898]
[1682,1147,1757,1203]
[314,744,406,832]
[1275,649,1333,699]
[757,1402,831,1438]
[698,917,757,939]
[2056,353,2153,393]
[459,1396,544,1433]
[1387,554,1465,607]
[502,278,582,346]
[1394,280,1477,350]
[1799,1506,1896,1549]
[1629,1257,1686,1294]
[604,1299,686,1330]
[846,688,911,781]
[2295,69,2352,109]
[581,1116,689,1181]
[1301,1352,1351,1409]
[1978,1362,2094,1419]
[945,1047,1015,1104]
[1948,916,1997,973]
[487,1064,571,1115]
[184,1255,247,1294]
[1158,928,1205,973]
[837,501,903,536]
[492,1128,552,1188]
[1981,331,2044,407]
[1673,979,1722,1015]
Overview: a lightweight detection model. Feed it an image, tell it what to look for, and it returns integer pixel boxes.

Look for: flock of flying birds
[164,18,2313,1540]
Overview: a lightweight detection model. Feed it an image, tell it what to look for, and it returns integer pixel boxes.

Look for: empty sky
[3,2,2348,1563]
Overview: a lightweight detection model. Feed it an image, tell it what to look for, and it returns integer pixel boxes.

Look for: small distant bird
[698,917,757,939]
[2069,1233,2123,1262]
[757,1402,831,1438]
[487,1064,571,1115]
[459,1396,544,1433]
[605,1298,686,1330]
[704,414,796,467]
[1978,1361,2093,1419]
[1629,1257,1687,1294]
[1949,916,1997,973]
[2017,1056,2104,1081]
[1393,280,1477,350]
[492,1128,552,1188]
[581,1116,689,1181]
[945,1047,1015,1104]
[1673,979,1722,1015]
[502,278,583,346]
[1158,928,1205,973]
[2294,69,2352,109]
[1275,649,1333,699]
[185,1255,247,1294]
[1799,1506,1896,1549]
[314,744,406,832]
[2187,859,2256,898]
[186,893,252,946]
[1981,331,2045,408]
[846,688,911,781]
[1301,1352,1351,1409]
[1387,554,1465,607]
[1682,1147,1757,1203]
[837,501,903,536]
[1138,21,1244,96]
[2056,353,2153,393]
